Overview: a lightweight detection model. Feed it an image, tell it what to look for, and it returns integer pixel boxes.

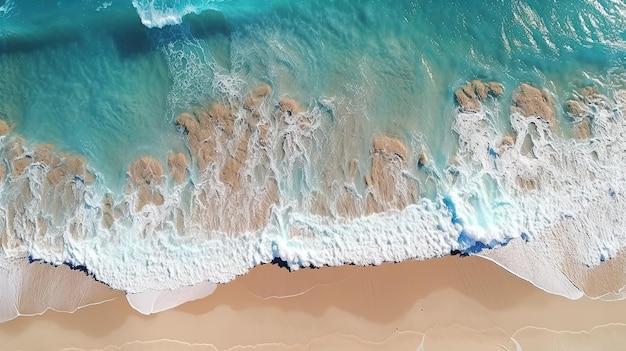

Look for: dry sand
[2,255,626,350]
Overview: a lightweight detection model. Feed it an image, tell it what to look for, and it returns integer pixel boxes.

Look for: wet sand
[2,255,626,350]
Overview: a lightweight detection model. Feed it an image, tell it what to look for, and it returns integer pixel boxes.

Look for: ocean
[1,0,626,299]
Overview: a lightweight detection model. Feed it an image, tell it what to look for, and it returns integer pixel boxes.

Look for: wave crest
[131,0,223,28]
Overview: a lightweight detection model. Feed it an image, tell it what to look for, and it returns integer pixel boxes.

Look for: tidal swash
[2,0,626,320]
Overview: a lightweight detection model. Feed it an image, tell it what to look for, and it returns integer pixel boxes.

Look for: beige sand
[2,255,626,350]
[514,324,626,350]
[0,259,121,323]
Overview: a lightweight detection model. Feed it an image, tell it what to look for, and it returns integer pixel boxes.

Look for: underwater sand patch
[0,120,10,136]
[0,121,100,252]
[573,118,591,139]
[167,153,188,185]
[127,157,165,212]
[278,97,304,115]
[101,194,115,229]
[565,86,608,139]
[128,156,163,186]
[174,89,285,234]
[219,137,248,191]
[33,144,55,166]
[512,83,556,129]
[365,136,417,214]
[244,83,272,111]
[498,132,516,151]
[207,102,235,137]
[455,79,504,112]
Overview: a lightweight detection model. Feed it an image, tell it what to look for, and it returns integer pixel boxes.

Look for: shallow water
[1,0,626,297]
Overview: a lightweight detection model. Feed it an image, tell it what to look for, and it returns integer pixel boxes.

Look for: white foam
[132,0,195,28]
[59,199,463,293]
[95,2,112,12]
[479,242,584,300]
[0,0,14,18]
[131,0,223,28]
[126,281,217,314]
[152,25,218,116]
[451,85,626,295]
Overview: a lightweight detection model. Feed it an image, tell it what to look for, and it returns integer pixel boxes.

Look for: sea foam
[454,81,626,297]
[3,71,626,299]
[126,281,217,314]
[131,0,223,28]
[0,0,14,18]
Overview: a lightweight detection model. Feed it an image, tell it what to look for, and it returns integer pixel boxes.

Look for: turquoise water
[2,0,626,293]
[1,0,623,183]
[0,1,624,180]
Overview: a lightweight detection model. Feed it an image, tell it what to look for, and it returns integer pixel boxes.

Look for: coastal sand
[2,255,626,350]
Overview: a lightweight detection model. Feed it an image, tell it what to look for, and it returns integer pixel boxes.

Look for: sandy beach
[2,255,626,350]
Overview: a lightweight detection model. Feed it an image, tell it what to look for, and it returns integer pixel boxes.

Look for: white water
[131,0,223,28]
